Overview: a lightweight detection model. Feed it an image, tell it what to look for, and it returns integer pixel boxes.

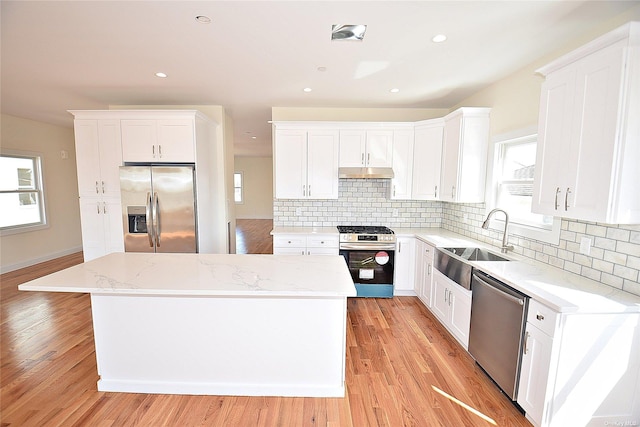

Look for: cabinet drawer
[273,247,306,255]
[527,300,558,338]
[273,235,306,248]
[306,235,339,248]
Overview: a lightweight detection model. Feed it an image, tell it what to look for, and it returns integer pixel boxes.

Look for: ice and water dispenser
[127,206,148,234]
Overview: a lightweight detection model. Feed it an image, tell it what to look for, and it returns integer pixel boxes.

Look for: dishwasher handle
[472,271,526,306]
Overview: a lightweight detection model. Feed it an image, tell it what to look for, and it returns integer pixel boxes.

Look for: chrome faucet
[482,208,514,253]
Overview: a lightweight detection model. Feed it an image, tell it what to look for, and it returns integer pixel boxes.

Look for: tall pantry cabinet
[73,119,124,261]
[532,22,640,224]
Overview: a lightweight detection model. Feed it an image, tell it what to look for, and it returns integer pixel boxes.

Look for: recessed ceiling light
[251,136,257,140]
[331,24,367,41]
[432,34,447,43]
[303,87,312,93]
[155,72,167,78]
[195,15,211,24]
[390,88,400,93]
[317,66,327,72]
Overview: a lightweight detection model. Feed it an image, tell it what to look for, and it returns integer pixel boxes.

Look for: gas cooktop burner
[337,226,394,235]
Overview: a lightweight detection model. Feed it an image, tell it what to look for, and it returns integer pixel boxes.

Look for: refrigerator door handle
[153,192,161,247]
[146,192,154,248]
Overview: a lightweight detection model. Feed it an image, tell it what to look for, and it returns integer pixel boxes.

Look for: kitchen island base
[92,293,348,397]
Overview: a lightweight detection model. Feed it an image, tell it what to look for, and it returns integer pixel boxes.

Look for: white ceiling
[2,1,638,157]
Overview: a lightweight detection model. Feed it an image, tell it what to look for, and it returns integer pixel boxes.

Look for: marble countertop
[18,253,357,297]
[396,228,640,314]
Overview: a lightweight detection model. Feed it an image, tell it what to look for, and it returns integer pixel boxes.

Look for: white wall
[234,157,273,219]
[0,114,82,272]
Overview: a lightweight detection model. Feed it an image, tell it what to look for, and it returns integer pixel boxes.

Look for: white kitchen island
[18,252,356,397]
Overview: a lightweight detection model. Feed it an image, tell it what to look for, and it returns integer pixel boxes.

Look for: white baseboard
[0,246,83,274]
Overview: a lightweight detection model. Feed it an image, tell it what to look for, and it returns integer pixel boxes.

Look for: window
[488,130,560,244]
[0,152,47,234]
[234,172,243,204]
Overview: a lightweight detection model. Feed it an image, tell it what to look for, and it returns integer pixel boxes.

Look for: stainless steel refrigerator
[120,165,197,253]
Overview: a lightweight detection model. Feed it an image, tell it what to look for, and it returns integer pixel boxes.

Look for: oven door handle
[340,243,396,251]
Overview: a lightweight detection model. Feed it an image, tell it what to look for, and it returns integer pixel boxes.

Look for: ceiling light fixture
[195,15,211,24]
[155,72,167,78]
[390,88,400,93]
[432,34,447,43]
[303,87,312,93]
[331,24,367,41]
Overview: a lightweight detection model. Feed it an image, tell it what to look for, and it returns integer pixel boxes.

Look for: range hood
[338,167,394,179]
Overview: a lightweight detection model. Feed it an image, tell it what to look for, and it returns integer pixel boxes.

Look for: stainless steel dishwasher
[468,269,529,401]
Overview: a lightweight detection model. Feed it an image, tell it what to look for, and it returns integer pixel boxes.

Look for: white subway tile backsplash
[273,180,640,297]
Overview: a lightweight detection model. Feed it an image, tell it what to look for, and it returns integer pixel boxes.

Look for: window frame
[233,171,244,204]
[486,127,560,245]
[0,150,48,236]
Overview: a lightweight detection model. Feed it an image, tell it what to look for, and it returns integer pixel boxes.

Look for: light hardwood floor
[235,219,274,254]
[1,232,532,426]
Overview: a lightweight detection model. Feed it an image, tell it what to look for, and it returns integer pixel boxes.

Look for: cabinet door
[532,66,576,216]
[78,198,108,261]
[413,124,443,200]
[307,130,339,199]
[448,284,472,348]
[103,197,125,255]
[390,130,414,200]
[517,323,554,427]
[441,115,462,201]
[339,130,366,167]
[157,120,195,162]
[420,242,435,306]
[567,42,626,221]
[97,120,123,198]
[456,116,489,203]
[393,237,416,293]
[74,120,103,198]
[274,130,307,199]
[121,120,158,162]
[366,130,393,167]
[431,270,450,323]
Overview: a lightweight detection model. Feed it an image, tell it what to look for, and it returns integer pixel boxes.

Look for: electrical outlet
[580,237,592,255]
[295,207,302,216]
[392,208,399,217]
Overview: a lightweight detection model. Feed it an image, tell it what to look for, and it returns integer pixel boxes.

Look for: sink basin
[443,247,510,262]
[435,247,510,290]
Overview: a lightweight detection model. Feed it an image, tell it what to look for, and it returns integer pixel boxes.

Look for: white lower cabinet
[393,237,416,295]
[273,234,339,255]
[431,269,472,349]
[78,197,124,261]
[518,300,640,427]
[414,239,435,306]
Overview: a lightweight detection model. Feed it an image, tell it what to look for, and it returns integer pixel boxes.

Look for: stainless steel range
[337,226,396,298]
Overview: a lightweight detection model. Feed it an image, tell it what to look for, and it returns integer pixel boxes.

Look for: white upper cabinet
[389,129,415,200]
[412,119,444,200]
[532,22,640,224]
[440,108,491,203]
[121,119,195,163]
[73,119,123,199]
[274,127,339,199]
[339,129,393,168]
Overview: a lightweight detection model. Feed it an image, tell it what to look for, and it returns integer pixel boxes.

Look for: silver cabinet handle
[451,186,456,199]
[393,185,396,197]
[428,264,432,275]
[444,288,449,303]
[523,331,530,355]
[158,145,162,158]
[152,145,155,158]
[302,185,306,197]
[361,153,365,165]
[95,181,99,194]
[565,187,571,211]
[555,187,561,210]
[308,185,311,197]
[398,241,402,252]
[103,202,107,214]
[101,181,105,194]
[536,313,545,321]
[367,153,371,165]
[434,185,438,198]
[96,202,100,214]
